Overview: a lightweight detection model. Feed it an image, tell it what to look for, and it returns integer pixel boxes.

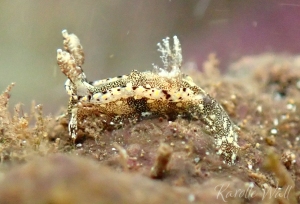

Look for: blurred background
[1,0,300,115]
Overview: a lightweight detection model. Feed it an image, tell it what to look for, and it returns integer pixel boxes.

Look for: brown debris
[265,135,276,146]
[113,142,129,171]
[150,143,173,178]
[263,148,297,204]
[0,84,63,163]
[281,150,296,170]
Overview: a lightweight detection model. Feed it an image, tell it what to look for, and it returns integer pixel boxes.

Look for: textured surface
[0,53,300,204]
[57,30,239,165]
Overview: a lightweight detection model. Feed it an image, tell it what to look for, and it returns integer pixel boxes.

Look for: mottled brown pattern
[57,30,239,165]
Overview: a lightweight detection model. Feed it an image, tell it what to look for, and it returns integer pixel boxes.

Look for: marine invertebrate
[56,30,240,165]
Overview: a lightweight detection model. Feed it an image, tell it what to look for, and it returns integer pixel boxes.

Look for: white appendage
[69,107,78,139]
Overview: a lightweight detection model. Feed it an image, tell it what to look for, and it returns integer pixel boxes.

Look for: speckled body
[57,30,239,165]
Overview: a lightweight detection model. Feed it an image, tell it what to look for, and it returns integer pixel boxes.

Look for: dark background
[1,0,300,114]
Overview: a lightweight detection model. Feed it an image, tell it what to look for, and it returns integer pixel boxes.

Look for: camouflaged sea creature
[57,30,240,165]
